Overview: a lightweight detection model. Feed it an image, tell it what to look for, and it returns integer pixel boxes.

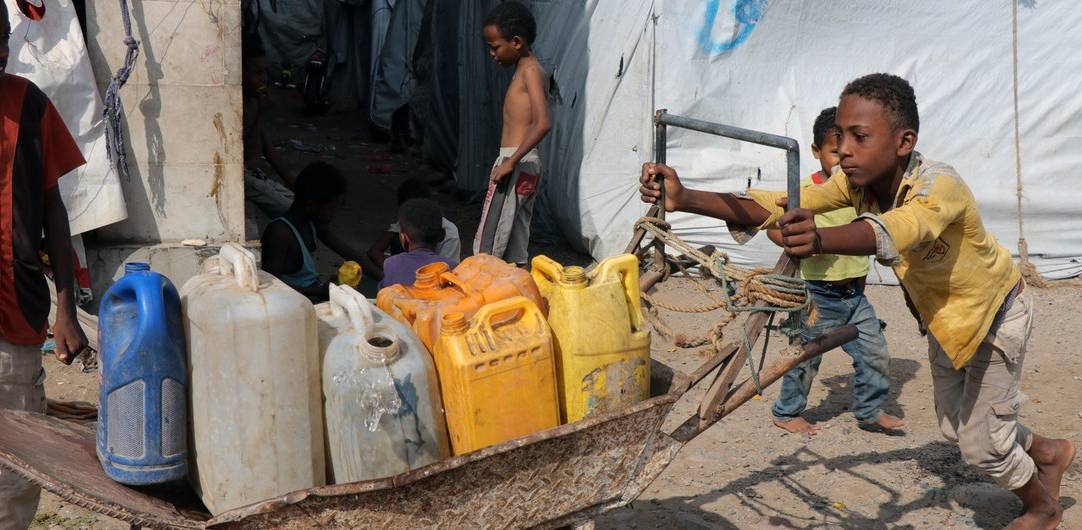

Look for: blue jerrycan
[97,262,188,485]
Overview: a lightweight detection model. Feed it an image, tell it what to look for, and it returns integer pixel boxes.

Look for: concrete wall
[81,0,246,294]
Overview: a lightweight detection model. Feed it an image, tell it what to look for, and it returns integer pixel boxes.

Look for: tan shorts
[928,284,1035,490]
[473,148,541,264]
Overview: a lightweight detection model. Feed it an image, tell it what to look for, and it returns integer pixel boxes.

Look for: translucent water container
[181,244,325,515]
[317,284,449,483]
[532,254,651,423]
[97,262,188,485]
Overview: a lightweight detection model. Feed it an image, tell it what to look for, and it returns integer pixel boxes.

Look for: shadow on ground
[599,440,1076,529]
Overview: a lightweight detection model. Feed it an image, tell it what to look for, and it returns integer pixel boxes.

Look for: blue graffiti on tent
[697,0,767,55]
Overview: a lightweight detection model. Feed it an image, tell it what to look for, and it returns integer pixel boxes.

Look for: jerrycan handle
[593,254,647,332]
[530,255,562,298]
[437,270,484,303]
[475,296,540,333]
[328,283,377,337]
[218,244,260,291]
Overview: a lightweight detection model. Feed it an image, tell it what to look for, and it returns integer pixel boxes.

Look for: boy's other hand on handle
[777,198,820,258]
[639,163,685,212]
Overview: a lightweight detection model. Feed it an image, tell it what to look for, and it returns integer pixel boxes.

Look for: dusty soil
[30,87,1081,528]
[595,278,1082,530]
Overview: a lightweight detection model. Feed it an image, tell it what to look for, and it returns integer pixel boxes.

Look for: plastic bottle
[317,284,450,484]
[181,244,325,515]
[96,262,188,485]
[531,254,651,423]
[433,297,560,454]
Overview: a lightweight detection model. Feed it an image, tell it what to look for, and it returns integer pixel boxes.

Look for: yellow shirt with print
[732,152,1019,369]
[798,173,870,282]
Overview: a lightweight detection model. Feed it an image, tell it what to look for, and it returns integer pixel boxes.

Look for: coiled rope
[636,215,811,395]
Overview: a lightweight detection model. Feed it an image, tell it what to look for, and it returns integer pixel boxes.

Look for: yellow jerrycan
[433,297,560,455]
[531,254,651,423]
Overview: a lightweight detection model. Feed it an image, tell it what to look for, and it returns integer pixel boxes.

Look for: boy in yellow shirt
[639,73,1073,529]
[766,107,902,435]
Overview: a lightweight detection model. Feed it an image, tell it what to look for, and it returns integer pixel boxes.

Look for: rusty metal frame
[630,110,805,430]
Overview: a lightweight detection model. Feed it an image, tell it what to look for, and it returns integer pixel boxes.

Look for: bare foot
[1004,510,1062,530]
[873,413,905,430]
[1008,473,1063,530]
[1029,436,1076,502]
[857,412,906,436]
[773,417,821,435]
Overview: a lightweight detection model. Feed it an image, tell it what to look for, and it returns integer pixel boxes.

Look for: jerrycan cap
[125,262,151,274]
[441,312,469,335]
[414,262,451,290]
[361,324,401,362]
[558,266,588,288]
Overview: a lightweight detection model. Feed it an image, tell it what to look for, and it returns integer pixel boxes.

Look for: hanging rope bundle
[103,0,139,178]
[635,216,807,313]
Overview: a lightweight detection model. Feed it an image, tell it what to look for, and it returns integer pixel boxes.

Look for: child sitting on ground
[366,178,461,280]
[473,1,550,266]
[261,161,361,301]
[766,106,901,435]
[639,73,1074,530]
[379,198,459,289]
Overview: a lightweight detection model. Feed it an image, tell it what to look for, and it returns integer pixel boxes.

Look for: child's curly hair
[841,73,920,133]
[812,107,838,147]
[484,1,537,46]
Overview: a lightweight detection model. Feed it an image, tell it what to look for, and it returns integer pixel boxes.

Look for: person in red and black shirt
[0,4,89,526]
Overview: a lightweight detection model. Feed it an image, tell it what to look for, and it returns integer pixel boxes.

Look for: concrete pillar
[81,0,246,296]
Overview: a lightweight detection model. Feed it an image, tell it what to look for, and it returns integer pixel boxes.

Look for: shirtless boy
[473,1,551,266]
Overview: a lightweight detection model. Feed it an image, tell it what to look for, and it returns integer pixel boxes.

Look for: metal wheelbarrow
[0,112,853,528]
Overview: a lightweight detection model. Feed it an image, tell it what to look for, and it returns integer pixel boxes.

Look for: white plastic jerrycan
[181,244,325,515]
[317,284,450,484]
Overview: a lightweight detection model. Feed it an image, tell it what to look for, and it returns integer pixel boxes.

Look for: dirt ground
[30,87,1081,528]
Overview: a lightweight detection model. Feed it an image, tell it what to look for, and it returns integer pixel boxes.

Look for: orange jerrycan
[452,254,547,313]
[377,254,545,350]
[531,254,651,423]
[434,297,560,455]
[377,262,478,350]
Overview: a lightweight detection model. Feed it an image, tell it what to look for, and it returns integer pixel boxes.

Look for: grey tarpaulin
[369,0,426,131]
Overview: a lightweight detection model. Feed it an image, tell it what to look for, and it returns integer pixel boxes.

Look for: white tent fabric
[451,0,1080,279]
[5,0,127,235]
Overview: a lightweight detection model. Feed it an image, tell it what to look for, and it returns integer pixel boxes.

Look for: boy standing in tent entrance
[640,73,1074,529]
[1,3,90,526]
[766,106,903,435]
[473,1,551,266]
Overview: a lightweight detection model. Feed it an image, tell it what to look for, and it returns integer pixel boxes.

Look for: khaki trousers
[928,287,1035,490]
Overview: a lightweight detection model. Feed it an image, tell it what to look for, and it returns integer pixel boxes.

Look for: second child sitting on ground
[366,178,461,280]
[379,198,459,289]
